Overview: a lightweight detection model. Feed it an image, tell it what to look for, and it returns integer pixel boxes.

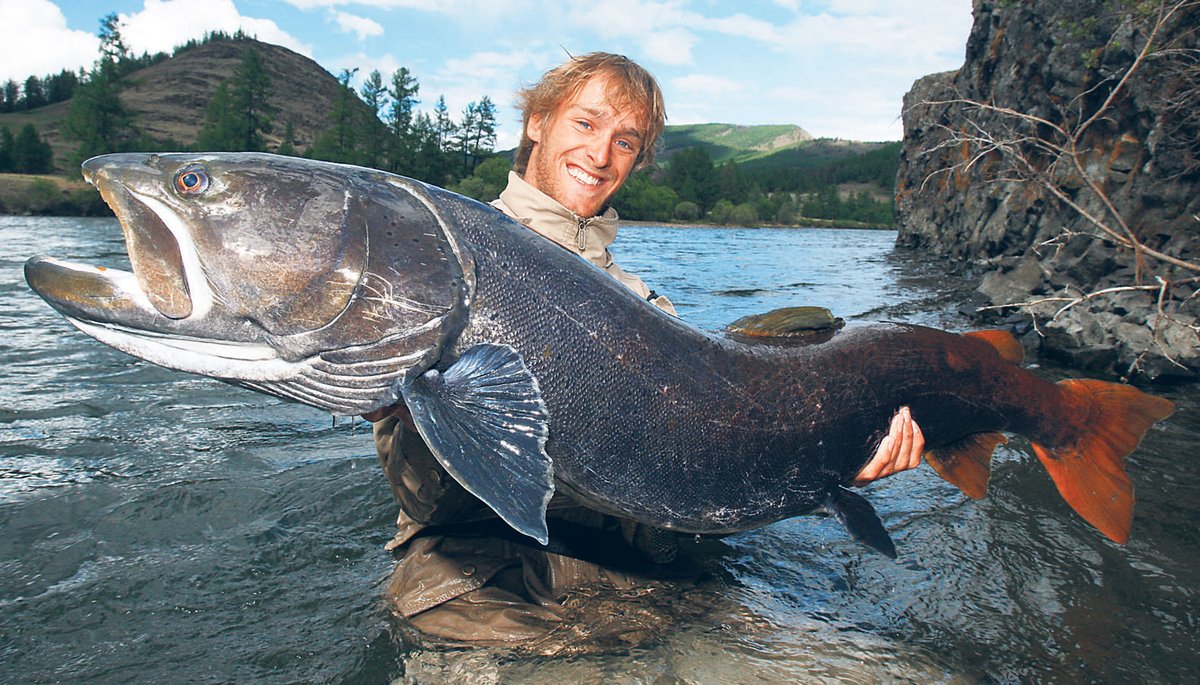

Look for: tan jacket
[491,171,677,315]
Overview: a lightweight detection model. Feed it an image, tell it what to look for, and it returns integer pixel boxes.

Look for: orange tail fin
[1031,379,1174,544]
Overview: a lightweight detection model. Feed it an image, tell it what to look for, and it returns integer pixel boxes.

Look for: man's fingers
[894,407,913,473]
[906,415,925,470]
[853,408,925,486]
[854,426,895,484]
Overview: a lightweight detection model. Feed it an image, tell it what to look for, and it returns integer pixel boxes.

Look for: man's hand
[361,403,417,430]
[853,406,924,486]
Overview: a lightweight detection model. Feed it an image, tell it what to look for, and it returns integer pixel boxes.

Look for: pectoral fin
[401,343,553,545]
[823,487,896,558]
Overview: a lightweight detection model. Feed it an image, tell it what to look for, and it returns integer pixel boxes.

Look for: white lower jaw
[68,317,302,382]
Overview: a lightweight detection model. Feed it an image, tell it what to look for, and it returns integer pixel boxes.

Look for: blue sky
[1,0,974,148]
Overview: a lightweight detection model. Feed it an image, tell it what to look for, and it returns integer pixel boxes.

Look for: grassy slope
[0,173,109,215]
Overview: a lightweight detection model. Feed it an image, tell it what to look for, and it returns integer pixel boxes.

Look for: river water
[1,216,1196,684]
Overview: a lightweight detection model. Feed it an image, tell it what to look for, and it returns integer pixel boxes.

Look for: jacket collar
[493,171,619,254]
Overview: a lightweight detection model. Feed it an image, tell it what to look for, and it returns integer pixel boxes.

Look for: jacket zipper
[575,217,588,251]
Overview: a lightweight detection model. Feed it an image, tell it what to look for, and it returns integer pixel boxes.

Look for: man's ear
[525,113,544,143]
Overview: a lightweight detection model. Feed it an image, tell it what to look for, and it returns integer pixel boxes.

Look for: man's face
[524,75,646,218]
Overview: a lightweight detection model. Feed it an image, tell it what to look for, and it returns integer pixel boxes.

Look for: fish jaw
[25,152,471,415]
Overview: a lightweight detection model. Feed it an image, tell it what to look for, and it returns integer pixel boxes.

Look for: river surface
[1,216,1196,684]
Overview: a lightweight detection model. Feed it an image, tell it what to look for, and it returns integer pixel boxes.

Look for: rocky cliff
[896,0,1200,381]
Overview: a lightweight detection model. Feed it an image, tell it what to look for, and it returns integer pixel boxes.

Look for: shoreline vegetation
[0,172,893,230]
[0,173,109,216]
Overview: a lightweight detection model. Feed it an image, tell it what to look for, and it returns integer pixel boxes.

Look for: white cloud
[329,10,385,40]
[0,0,98,83]
[671,73,745,97]
[703,13,779,44]
[433,48,543,117]
[119,0,312,57]
[638,28,698,66]
[286,0,440,10]
[285,0,516,17]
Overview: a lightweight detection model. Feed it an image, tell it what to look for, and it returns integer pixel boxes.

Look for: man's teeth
[568,167,601,186]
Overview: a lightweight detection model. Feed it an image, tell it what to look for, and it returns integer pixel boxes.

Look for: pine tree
[197,46,274,151]
[196,82,236,149]
[665,147,717,212]
[98,13,129,66]
[44,70,79,103]
[275,120,296,156]
[2,81,18,113]
[22,76,46,110]
[433,96,455,152]
[358,70,388,168]
[12,124,54,173]
[62,56,136,165]
[0,126,14,171]
[310,69,363,164]
[453,96,497,175]
[385,67,420,173]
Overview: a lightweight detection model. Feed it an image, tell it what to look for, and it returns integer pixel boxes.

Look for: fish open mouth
[81,158,208,321]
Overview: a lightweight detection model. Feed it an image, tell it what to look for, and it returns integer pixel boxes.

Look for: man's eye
[577,120,592,130]
[616,140,636,152]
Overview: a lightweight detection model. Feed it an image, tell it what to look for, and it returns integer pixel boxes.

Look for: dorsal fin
[964,329,1024,364]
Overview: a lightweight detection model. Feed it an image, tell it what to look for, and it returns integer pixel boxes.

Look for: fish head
[24,152,471,414]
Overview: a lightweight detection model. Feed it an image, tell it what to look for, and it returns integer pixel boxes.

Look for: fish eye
[174,166,210,196]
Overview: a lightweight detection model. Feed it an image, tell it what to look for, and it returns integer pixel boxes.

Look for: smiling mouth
[567,165,603,187]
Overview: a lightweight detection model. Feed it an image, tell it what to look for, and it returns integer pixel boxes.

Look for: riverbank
[0,174,893,229]
[624,217,894,230]
[0,173,110,216]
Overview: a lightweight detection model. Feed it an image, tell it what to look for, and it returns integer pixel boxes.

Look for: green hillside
[659,123,814,164]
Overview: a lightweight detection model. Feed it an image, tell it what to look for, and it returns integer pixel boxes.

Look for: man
[370,52,923,648]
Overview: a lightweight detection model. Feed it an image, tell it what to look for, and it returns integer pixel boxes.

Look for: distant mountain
[0,37,364,171]
[659,123,814,164]
[656,124,898,197]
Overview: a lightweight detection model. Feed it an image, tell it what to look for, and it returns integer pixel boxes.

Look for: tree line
[190,37,501,191]
[611,144,897,226]
[6,13,899,226]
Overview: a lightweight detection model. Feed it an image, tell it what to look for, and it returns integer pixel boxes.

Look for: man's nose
[587,135,611,168]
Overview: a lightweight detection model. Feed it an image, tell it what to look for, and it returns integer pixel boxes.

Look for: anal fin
[823,487,896,558]
[926,432,1006,500]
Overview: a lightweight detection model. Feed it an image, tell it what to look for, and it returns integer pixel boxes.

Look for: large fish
[25,152,1174,557]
